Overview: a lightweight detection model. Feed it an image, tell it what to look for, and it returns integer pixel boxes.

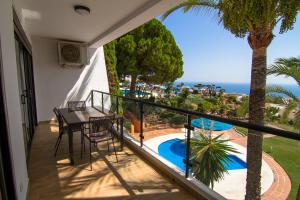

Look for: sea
[174,82,300,97]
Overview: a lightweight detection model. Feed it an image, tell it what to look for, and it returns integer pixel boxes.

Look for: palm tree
[164,82,175,98]
[194,83,204,94]
[206,84,215,98]
[267,57,300,131]
[190,134,239,189]
[162,1,299,199]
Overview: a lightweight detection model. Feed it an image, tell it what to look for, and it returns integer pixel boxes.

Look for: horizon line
[175,81,298,85]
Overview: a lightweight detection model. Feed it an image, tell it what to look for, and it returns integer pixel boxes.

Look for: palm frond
[190,134,238,188]
[266,85,299,101]
[267,57,300,86]
[282,101,297,121]
[161,0,218,21]
[236,99,249,118]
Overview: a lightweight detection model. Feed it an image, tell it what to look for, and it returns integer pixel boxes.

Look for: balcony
[27,90,300,200]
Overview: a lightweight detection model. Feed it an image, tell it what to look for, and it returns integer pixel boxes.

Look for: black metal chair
[67,101,86,112]
[82,115,118,170]
[53,107,66,156]
[53,107,84,157]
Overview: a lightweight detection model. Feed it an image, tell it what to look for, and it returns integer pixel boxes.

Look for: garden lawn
[263,136,300,200]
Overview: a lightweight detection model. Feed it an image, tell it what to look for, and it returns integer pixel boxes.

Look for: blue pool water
[158,138,247,171]
[121,89,149,96]
[191,118,233,131]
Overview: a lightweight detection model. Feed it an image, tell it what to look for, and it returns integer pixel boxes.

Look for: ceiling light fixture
[74,5,90,15]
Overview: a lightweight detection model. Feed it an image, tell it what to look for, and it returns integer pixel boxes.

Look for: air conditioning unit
[58,40,89,67]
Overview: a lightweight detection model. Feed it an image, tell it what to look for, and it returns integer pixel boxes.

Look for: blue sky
[161,10,300,85]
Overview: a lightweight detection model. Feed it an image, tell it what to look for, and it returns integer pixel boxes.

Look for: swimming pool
[121,89,149,96]
[158,138,246,171]
[191,118,233,131]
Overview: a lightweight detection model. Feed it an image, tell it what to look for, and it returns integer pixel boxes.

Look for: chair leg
[54,130,63,148]
[107,139,110,153]
[89,141,92,171]
[112,137,118,163]
[54,135,62,157]
[81,133,83,159]
[83,138,86,153]
[54,136,60,148]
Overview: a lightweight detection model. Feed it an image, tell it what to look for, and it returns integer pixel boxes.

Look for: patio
[28,121,198,200]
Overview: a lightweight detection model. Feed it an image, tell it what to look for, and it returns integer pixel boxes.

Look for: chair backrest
[53,107,63,129]
[88,114,115,134]
[67,101,86,111]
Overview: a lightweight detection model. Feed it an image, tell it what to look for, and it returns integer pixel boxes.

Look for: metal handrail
[90,89,299,199]
[91,89,300,141]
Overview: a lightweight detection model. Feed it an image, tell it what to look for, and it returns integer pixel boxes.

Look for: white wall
[31,36,110,121]
[0,0,29,199]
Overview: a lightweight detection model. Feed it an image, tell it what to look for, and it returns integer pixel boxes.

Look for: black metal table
[58,106,123,165]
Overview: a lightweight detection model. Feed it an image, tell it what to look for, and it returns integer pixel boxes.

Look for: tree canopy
[115,19,184,94]
[104,40,119,94]
[163,0,300,49]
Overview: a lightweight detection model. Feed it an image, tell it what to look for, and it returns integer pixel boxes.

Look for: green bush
[169,114,186,125]
[159,111,175,119]
[182,100,198,110]
[124,121,131,130]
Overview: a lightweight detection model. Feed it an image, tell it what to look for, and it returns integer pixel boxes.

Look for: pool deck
[130,128,183,141]
[143,128,291,200]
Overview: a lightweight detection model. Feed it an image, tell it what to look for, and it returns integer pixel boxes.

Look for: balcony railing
[86,89,300,199]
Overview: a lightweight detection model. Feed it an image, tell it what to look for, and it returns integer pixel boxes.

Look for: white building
[0,1,191,199]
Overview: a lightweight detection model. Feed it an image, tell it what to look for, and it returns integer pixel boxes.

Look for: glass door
[15,39,29,156]
[14,35,36,158]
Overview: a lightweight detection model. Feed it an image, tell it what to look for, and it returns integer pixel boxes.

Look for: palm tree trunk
[245,47,267,200]
[297,184,300,200]
[106,64,119,94]
[129,74,137,97]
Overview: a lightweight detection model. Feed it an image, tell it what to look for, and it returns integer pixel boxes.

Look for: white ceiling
[13,0,184,47]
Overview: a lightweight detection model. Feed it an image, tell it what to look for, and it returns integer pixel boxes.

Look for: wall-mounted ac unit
[58,40,89,67]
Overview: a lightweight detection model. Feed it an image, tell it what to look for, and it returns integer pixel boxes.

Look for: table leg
[68,126,74,165]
